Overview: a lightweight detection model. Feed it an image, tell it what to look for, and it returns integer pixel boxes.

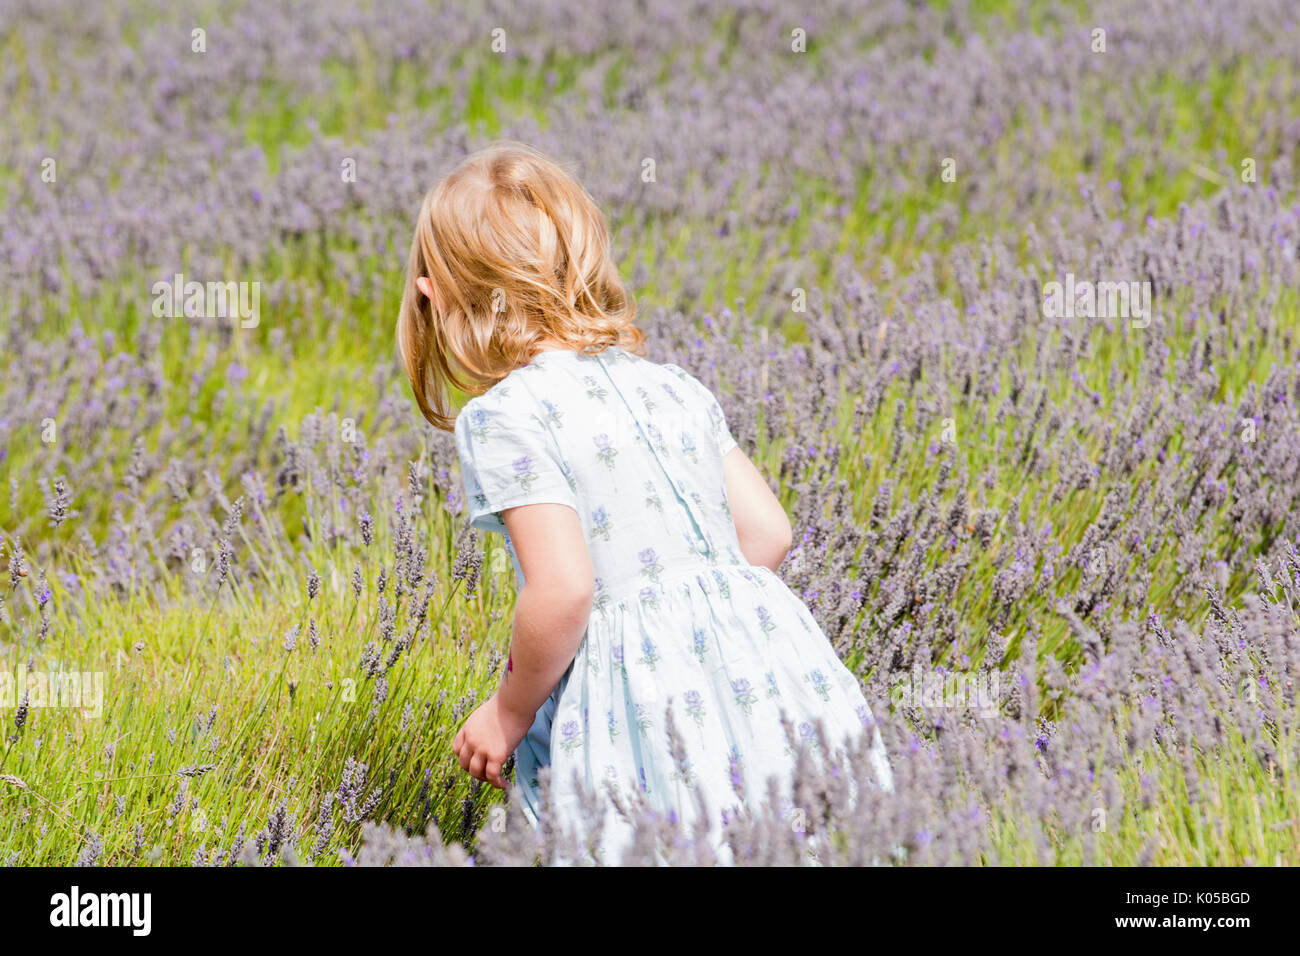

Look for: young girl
[397,142,893,863]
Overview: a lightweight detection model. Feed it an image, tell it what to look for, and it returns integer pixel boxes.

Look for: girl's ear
[415,276,438,308]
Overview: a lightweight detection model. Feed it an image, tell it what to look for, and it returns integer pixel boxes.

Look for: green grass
[2,491,514,864]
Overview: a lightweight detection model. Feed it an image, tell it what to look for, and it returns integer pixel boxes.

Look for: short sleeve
[453,395,580,534]
[663,363,738,457]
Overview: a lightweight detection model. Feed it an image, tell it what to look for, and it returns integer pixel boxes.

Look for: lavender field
[2,0,1299,866]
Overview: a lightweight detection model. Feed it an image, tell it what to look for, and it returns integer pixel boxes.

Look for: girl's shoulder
[453,360,566,452]
[454,375,531,445]
[652,357,723,408]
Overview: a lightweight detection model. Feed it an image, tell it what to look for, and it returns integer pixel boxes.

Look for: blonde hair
[397,141,644,430]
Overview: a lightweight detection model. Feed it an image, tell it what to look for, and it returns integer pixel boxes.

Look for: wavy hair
[396,141,644,430]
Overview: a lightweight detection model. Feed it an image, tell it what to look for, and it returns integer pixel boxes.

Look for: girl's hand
[453,693,534,790]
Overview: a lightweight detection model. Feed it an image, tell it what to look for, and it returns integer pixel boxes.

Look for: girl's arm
[722,445,793,572]
[453,502,593,789]
[497,503,594,717]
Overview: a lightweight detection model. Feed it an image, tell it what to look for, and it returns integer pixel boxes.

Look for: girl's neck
[521,339,569,366]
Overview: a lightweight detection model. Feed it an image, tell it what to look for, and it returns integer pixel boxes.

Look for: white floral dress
[454,345,893,863]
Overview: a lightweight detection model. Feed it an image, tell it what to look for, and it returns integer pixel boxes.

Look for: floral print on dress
[644,481,663,512]
[594,433,618,470]
[680,431,699,463]
[784,721,819,757]
[638,548,663,584]
[692,627,709,663]
[592,577,612,618]
[637,637,660,671]
[638,586,660,611]
[467,406,492,443]
[633,704,653,736]
[707,400,728,443]
[511,455,538,492]
[646,422,669,455]
[584,375,608,403]
[661,382,685,405]
[684,689,706,726]
[806,668,832,702]
[756,606,777,634]
[592,506,613,541]
[732,678,758,715]
[559,720,583,754]
[538,399,563,427]
[712,568,731,599]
